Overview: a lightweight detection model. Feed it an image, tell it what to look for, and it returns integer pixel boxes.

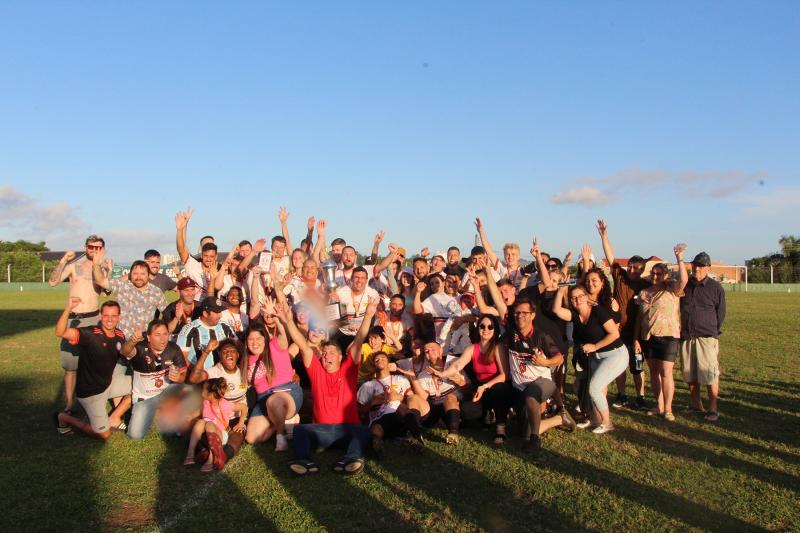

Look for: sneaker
[576,419,593,430]
[634,396,649,411]
[611,394,628,408]
[545,402,560,417]
[560,409,577,432]
[446,433,459,445]
[406,435,426,454]
[275,433,289,452]
[525,435,542,455]
[663,412,676,422]
[53,412,72,435]
[591,424,614,435]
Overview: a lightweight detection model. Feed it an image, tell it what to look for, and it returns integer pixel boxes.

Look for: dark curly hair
[204,377,227,399]
[584,267,614,311]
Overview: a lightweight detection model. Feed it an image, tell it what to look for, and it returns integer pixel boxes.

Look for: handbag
[246,359,262,412]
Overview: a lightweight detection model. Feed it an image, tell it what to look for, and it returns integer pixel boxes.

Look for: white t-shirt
[184,256,211,302]
[422,292,459,344]
[357,375,412,424]
[219,308,249,336]
[384,315,414,342]
[494,262,525,290]
[397,355,464,404]
[335,285,379,336]
[205,364,248,405]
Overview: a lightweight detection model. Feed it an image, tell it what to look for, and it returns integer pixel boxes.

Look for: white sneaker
[591,424,614,435]
[285,414,300,439]
[576,419,593,430]
[275,433,289,451]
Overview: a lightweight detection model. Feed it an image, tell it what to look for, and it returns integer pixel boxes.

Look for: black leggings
[479,381,513,424]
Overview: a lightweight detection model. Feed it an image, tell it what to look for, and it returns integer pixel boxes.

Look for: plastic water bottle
[634,349,644,372]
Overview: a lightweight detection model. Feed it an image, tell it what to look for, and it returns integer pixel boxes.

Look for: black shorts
[372,412,406,439]
[645,336,679,362]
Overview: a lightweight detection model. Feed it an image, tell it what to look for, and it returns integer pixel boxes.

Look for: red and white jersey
[357,374,412,424]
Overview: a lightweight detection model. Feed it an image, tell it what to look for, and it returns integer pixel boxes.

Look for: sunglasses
[478,324,494,331]
[86,244,104,250]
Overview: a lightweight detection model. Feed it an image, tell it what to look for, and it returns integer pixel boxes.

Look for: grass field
[1,291,798,532]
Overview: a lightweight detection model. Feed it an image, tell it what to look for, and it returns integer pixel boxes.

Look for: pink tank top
[471,343,498,383]
[267,337,294,388]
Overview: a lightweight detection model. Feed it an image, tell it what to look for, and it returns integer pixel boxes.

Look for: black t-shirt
[570,305,623,351]
[129,341,187,374]
[504,323,562,358]
[73,325,126,398]
[162,301,203,331]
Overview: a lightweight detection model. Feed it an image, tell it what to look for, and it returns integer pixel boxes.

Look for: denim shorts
[250,382,303,418]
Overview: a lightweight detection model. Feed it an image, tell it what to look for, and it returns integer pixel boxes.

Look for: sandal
[704,411,719,422]
[333,458,364,475]
[289,459,320,476]
[183,456,195,466]
[200,463,214,473]
[446,433,459,445]
[663,412,676,422]
[493,433,507,445]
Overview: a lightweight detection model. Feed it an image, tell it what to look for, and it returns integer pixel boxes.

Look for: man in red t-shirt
[276,298,377,476]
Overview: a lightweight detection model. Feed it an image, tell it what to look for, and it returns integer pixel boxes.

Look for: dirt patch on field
[101,502,155,532]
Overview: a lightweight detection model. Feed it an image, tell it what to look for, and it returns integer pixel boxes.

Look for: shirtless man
[48,234,111,414]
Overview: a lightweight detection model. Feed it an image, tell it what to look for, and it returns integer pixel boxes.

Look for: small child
[184,378,247,472]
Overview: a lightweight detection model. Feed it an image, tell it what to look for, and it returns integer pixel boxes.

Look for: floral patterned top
[638,281,682,340]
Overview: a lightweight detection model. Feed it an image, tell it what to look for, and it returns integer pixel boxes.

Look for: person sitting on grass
[275,298,377,476]
[184,377,247,472]
[357,325,401,386]
[356,351,417,458]
[395,340,469,446]
[119,319,188,440]
[54,298,132,440]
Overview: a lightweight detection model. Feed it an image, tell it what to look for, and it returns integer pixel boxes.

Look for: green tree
[0,240,49,253]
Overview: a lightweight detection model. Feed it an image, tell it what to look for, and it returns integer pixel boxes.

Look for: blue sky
[1,2,798,263]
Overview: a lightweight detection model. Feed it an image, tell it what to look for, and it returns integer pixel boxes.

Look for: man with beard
[143,249,178,293]
[162,278,203,336]
[48,234,111,415]
[176,209,219,302]
[333,267,380,352]
[335,245,359,287]
[176,297,236,370]
[92,254,168,339]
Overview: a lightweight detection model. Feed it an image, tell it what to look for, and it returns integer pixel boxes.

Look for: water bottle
[634,349,644,372]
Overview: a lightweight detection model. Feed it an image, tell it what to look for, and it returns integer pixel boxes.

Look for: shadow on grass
[154,438,276,532]
[0,377,103,532]
[0,309,61,339]
[253,443,414,532]
[613,427,799,493]
[376,434,590,532]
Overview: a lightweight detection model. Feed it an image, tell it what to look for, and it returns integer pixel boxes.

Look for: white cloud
[0,184,88,240]
[551,186,615,206]
[550,166,763,207]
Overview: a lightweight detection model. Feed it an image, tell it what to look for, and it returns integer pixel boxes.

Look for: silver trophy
[321,259,339,292]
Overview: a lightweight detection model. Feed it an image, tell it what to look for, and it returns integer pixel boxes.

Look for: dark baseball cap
[177,278,199,290]
[201,297,227,313]
[691,252,711,267]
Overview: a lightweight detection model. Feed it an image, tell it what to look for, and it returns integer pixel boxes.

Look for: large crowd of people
[48,210,726,474]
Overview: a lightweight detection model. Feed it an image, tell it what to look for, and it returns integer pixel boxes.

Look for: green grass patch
[0,292,798,532]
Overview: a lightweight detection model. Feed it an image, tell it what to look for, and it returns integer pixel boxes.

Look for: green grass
[1,291,798,532]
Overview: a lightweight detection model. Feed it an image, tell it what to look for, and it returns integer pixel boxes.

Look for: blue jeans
[292,423,370,462]
[589,345,629,413]
[127,384,184,440]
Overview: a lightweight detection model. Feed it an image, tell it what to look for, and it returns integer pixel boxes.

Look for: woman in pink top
[243,317,303,451]
[185,378,247,472]
[430,314,511,444]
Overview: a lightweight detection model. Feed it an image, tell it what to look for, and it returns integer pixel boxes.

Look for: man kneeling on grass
[54,298,131,440]
[275,298,377,476]
[356,352,422,458]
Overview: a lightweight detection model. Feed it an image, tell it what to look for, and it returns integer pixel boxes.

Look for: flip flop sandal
[333,458,364,475]
[704,411,719,422]
[183,457,196,466]
[200,463,214,473]
[493,433,507,445]
[289,460,320,476]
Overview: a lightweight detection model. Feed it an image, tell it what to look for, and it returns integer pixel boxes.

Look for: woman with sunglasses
[637,246,688,420]
[552,285,628,434]
[428,313,512,443]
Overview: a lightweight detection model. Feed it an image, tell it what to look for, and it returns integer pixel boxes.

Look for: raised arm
[275,302,314,368]
[48,251,76,287]
[175,209,193,264]
[412,282,426,315]
[373,243,399,277]
[674,245,688,294]
[596,219,615,266]
[278,207,292,252]
[483,266,508,320]
[475,217,500,267]
[349,300,378,364]
[531,237,553,288]
[120,328,144,359]
[472,273,499,317]
[187,339,217,383]
[301,216,315,254]
[91,249,111,291]
[237,238,265,275]
[367,231,384,265]
[55,297,82,342]
[311,219,328,264]
[551,286,573,322]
